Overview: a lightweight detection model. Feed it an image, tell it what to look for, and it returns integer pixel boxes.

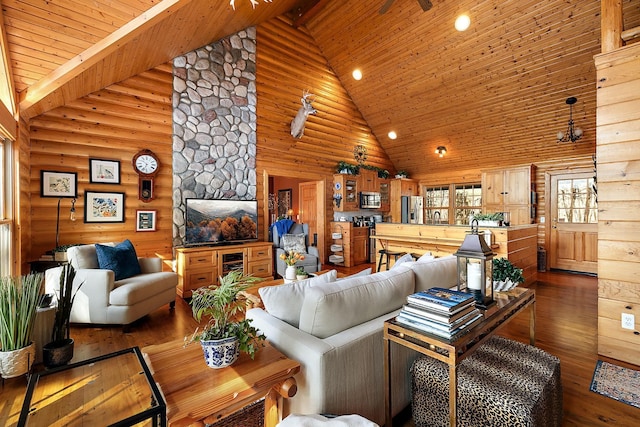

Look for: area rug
[590,360,640,409]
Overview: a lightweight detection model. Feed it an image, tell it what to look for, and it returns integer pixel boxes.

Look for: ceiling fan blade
[416,0,433,12]
[379,0,395,14]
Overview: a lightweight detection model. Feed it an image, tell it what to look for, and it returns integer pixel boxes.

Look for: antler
[229,0,272,10]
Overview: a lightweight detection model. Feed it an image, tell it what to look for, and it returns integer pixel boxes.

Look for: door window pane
[556,178,597,223]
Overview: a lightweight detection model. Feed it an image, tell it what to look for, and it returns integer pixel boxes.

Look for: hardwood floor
[1,267,639,426]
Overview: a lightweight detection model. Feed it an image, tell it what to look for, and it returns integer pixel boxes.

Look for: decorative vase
[0,342,36,379]
[200,337,239,369]
[285,265,297,280]
[493,279,518,292]
[43,338,74,369]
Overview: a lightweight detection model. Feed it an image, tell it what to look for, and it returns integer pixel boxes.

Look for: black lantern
[454,220,495,309]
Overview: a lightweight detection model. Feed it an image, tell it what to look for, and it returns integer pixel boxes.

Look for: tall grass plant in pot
[185,270,265,369]
[43,264,82,368]
[0,272,44,378]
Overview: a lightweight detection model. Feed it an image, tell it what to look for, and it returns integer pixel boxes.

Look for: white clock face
[135,155,158,174]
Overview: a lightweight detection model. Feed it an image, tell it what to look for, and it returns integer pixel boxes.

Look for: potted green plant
[472,212,504,226]
[43,264,82,368]
[185,270,266,368]
[296,266,308,281]
[0,272,43,378]
[492,258,525,291]
[336,161,359,175]
[395,170,408,178]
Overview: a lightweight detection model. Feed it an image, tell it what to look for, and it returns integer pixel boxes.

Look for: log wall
[25,64,175,268]
[255,16,395,250]
[595,43,640,366]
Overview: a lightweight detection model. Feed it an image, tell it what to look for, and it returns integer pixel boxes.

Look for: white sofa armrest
[246,307,412,425]
[138,257,162,274]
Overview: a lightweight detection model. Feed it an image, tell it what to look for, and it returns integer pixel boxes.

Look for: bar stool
[377,249,406,271]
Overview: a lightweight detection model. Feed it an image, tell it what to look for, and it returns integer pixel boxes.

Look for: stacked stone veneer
[172,28,257,246]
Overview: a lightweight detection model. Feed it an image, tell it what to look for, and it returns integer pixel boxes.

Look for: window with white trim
[422,183,482,225]
[0,138,13,277]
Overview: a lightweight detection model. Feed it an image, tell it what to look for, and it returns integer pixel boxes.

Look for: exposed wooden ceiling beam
[18,0,193,115]
[0,5,16,119]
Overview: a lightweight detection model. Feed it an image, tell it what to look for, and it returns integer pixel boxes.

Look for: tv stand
[175,242,273,298]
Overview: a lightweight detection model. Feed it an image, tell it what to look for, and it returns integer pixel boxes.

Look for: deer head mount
[290,91,317,139]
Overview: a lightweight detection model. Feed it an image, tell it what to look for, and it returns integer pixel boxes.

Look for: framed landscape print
[84,191,125,223]
[136,210,157,231]
[89,159,120,184]
[40,170,78,198]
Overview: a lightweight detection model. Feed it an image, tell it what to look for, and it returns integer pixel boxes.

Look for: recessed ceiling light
[352,69,363,80]
[388,131,397,140]
[455,14,471,32]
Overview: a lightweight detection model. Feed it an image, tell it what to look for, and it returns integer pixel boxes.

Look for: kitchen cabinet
[481,165,536,225]
[333,174,359,211]
[390,178,418,223]
[329,222,369,267]
[359,169,378,192]
[379,178,390,212]
[352,227,369,266]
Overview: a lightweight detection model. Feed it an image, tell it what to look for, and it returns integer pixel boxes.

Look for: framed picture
[136,210,157,231]
[84,191,125,223]
[89,159,121,184]
[40,170,78,198]
[278,188,292,217]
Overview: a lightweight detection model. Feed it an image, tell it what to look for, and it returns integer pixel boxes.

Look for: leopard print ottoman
[411,336,562,427]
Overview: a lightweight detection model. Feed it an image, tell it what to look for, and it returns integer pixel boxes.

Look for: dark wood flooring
[2,265,639,426]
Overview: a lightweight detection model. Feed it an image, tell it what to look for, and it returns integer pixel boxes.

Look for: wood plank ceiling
[2,0,640,177]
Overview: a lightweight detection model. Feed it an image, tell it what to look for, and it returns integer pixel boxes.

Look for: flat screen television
[185,199,258,246]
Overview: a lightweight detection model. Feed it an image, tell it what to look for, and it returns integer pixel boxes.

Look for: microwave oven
[360,192,381,209]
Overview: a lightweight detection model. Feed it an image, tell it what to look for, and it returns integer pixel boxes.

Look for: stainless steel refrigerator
[401,196,424,224]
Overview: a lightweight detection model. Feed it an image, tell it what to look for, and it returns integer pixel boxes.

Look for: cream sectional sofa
[245,255,458,425]
[45,242,178,326]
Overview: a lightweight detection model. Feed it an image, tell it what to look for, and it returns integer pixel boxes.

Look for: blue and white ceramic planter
[200,337,239,369]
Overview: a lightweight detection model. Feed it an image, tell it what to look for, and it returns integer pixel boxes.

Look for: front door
[549,171,598,274]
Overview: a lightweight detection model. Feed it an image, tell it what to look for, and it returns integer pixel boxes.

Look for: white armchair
[273,223,321,278]
[44,243,177,326]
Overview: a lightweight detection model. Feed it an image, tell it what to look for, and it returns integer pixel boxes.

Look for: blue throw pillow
[95,239,141,281]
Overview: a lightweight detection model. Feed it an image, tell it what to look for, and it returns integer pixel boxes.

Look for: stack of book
[396,287,483,340]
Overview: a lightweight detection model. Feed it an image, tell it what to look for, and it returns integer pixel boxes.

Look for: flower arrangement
[280,251,305,267]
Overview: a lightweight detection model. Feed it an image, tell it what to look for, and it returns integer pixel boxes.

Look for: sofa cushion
[68,244,101,270]
[109,272,177,305]
[259,270,338,327]
[96,240,141,281]
[283,233,307,254]
[416,252,434,263]
[391,253,414,269]
[298,268,415,339]
[407,255,458,292]
[337,267,372,280]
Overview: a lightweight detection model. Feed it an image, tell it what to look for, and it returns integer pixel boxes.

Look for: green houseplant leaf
[492,258,525,284]
[0,272,44,351]
[186,270,265,358]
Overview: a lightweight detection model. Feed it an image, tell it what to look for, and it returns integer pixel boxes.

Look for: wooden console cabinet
[176,242,273,298]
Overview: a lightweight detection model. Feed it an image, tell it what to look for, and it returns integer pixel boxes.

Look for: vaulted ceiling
[2,0,639,176]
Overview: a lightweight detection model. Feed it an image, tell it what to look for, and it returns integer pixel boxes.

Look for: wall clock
[353,145,368,164]
[132,149,159,202]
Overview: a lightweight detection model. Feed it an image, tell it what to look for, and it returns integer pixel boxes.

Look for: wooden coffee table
[142,339,300,427]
